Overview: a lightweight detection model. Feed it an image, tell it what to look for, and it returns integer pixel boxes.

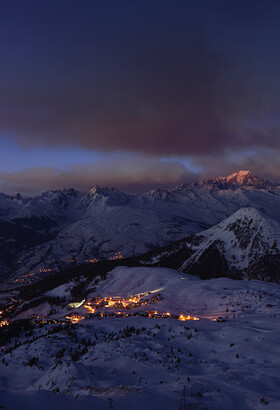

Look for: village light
[178,314,199,321]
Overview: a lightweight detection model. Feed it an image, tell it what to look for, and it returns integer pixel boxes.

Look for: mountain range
[1,170,280,283]
[1,170,280,409]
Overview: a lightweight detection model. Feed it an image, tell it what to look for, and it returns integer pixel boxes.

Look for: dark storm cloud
[0,0,280,165]
[0,0,240,156]
[0,46,231,156]
[0,155,196,196]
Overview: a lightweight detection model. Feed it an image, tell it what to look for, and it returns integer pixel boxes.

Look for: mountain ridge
[4,170,280,201]
[1,170,280,284]
[141,207,280,282]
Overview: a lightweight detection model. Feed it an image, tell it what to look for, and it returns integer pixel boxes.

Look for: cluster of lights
[1,286,233,329]
[0,319,9,327]
[84,258,99,263]
[65,314,85,324]
[109,252,125,261]
[12,251,126,286]
[67,291,200,323]
[83,293,161,312]
[0,312,200,329]
[83,304,96,314]
[10,273,39,285]
[178,314,199,321]
[65,310,199,323]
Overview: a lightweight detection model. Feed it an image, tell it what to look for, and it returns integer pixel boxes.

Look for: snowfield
[1,266,280,409]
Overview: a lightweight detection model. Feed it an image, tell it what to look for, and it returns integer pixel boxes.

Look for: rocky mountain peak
[85,185,130,207]
[194,170,274,191]
[223,170,259,185]
[89,185,121,196]
[89,185,106,195]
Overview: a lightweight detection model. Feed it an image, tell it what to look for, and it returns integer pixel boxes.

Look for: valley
[1,171,280,409]
[1,171,280,284]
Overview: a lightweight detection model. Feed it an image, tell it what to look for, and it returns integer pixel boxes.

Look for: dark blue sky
[0,0,280,194]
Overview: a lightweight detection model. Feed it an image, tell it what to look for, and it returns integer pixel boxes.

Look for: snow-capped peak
[223,170,259,185]
[88,185,103,195]
[81,185,130,208]
[203,207,268,237]
[194,170,275,191]
[173,170,276,194]
[89,185,123,196]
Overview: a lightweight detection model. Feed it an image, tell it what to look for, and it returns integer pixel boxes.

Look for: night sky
[1,0,280,195]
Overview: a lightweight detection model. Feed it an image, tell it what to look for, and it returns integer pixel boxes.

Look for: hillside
[141,207,280,282]
[2,170,280,283]
[1,266,280,409]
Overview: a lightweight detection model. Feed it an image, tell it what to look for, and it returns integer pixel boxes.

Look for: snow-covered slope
[143,207,280,282]
[1,266,280,409]
[2,170,280,282]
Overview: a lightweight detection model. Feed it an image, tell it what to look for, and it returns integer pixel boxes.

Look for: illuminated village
[1,264,280,410]
[0,286,199,329]
[9,252,124,286]
[65,292,200,324]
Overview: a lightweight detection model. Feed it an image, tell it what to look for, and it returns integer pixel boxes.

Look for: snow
[143,207,280,281]
[45,282,74,298]
[1,267,280,409]
[1,172,280,408]
[15,302,53,320]
[88,266,280,319]
[194,207,280,270]
[0,170,279,284]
